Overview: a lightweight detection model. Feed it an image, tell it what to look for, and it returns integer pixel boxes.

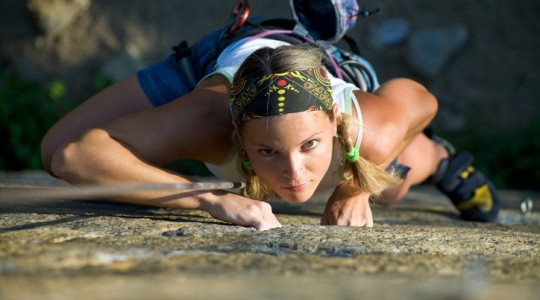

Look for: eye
[302,139,319,150]
[258,148,276,157]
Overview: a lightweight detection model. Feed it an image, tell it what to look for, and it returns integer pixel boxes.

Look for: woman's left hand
[320,181,373,227]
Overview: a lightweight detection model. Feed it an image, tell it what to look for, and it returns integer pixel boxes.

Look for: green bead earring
[345,147,359,163]
[242,160,253,170]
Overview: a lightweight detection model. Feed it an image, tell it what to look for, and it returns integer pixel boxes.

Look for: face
[239,107,337,203]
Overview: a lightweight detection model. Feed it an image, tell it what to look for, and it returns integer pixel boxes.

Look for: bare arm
[50,75,281,230]
[357,78,438,166]
[322,78,437,226]
[321,181,373,227]
[41,75,154,173]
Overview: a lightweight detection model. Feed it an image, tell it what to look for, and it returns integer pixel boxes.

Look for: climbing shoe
[428,138,500,222]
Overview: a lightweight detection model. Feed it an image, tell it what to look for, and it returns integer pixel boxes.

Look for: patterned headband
[230,66,333,123]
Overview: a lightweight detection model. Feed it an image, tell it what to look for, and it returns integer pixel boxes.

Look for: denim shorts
[137,28,225,107]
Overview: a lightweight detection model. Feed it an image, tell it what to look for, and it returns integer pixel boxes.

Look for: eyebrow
[252,131,325,148]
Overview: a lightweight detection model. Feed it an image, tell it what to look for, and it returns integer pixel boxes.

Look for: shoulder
[355,78,435,117]
[353,78,437,166]
[374,78,433,103]
[330,74,359,113]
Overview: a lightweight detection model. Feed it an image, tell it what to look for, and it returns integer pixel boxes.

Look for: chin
[278,190,315,204]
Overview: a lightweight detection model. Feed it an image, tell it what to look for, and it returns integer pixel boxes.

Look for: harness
[172,0,380,92]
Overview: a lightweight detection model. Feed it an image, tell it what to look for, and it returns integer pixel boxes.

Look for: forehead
[241,111,331,142]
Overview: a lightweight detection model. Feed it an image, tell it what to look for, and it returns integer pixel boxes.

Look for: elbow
[41,127,67,176]
[49,141,77,180]
[385,78,439,123]
[423,89,438,124]
[49,129,107,181]
[40,131,56,175]
[393,78,439,129]
[407,79,438,125]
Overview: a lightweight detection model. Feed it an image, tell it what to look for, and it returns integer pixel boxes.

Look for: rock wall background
[1,0,539,181]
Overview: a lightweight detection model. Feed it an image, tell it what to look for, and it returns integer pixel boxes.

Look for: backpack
[172,0,380,92]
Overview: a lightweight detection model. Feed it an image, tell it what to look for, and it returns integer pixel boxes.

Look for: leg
[381,133,448,204]
[381,132,501,222]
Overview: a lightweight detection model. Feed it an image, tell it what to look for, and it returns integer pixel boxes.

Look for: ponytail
[241,164,275,200]
[334,113,401,197]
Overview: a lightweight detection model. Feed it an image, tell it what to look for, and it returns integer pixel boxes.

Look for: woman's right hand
[203,192,282,231]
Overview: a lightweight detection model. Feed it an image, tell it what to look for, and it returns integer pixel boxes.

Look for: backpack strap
[171,15,380,92]
[171,40,199,91]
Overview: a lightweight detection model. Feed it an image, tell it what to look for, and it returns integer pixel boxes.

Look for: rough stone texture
[0,171,539,299]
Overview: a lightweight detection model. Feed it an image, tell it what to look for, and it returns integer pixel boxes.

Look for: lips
[283,182,309,192]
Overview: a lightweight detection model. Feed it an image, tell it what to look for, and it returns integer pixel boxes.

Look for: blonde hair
[232,44,400,200]
[334,112,401,197]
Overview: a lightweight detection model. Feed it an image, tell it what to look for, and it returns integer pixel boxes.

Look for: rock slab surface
[0,171,539,299]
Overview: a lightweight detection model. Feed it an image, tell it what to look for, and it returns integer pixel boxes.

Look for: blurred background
[1,0,539,190]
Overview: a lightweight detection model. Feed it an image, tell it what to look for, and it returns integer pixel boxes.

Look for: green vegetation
[0,61,118,171]
[450,119,540,191]
[0,63,71,170]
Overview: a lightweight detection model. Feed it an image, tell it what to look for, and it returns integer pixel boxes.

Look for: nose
[282,154,305,179]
